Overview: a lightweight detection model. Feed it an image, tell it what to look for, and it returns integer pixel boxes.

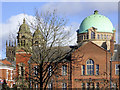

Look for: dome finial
[23,18,25,24]
[94,10,98,14]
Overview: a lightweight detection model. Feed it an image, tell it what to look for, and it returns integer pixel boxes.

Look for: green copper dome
[18,18,31,33]
[78,10,114,33]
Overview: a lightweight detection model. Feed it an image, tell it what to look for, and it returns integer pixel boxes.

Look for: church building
[48,10,119,89]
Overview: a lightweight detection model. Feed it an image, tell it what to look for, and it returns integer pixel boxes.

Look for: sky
[0,1,119,59]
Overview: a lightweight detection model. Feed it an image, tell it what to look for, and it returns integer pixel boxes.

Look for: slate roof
[16,53,31,63]
[0,59,12,65]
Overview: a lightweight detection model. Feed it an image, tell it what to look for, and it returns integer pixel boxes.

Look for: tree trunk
[40,62,43,90]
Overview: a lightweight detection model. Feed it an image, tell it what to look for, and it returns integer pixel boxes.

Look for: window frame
[62,65,67,76]
[97,34,99,39]
[86,59,94,75]
[86,82,90,89]
[48,65,52,76]
[96,65,99,75]
[81,65,85,75]
[62,83,67,89]
[91,31,95,39]
[96,82,99,89]
[115,64,119,75]
[34,65,38,76]
[21,66,24,76]
[81,82,85,89]
[48,82,53,89]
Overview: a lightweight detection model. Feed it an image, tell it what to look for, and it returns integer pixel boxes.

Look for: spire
[12,41,13,47]
[6,40,7,46]
[94,10,98,14]
[9,40,11,46]
[23,18,25,24]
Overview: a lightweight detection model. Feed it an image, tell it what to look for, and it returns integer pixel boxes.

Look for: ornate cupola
[33,26,41,46]
[17,18,32,49]
[77,10,116,50]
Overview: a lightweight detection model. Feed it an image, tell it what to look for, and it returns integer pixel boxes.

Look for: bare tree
[19,9,74,89]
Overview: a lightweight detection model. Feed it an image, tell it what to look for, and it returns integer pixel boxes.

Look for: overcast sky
[0,1,119,59]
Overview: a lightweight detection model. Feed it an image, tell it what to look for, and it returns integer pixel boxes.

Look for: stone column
[95,29,97,39]
[88,29,91,39]
[113,30,116,42]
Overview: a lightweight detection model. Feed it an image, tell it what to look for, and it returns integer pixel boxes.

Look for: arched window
[79,36,81,40]
[81,35,83,40]
[35,41,38,44]
[84,35,86,40]
[91,31,95,39]
[101,34,103,39]
[87,59,94,75]
[24,40,25,46]
[106,35,108,40]
[104,35,106,39]
[22,36,25,38]
[21,40,23,46]
[97,34,99,39]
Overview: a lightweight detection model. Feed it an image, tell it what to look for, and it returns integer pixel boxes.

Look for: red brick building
[5,10,119,89]
[47,10,119,89]
[0,59,15,88]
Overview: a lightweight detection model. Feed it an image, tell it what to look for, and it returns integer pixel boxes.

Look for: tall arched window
[104,35,106,39]
[106,35,108,40]
[97,34,99,39]
[35,41,38,44]
[24,40,25,46]
[87,59,94,75]
[21,40,23,46]
[91,31,95,39]
[81,35,83,40]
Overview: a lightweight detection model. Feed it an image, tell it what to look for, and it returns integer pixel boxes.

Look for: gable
[72,41,111,62]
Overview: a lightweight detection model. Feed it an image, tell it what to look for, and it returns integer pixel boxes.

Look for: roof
[78,10,114,33]
[0,59,12,65]
[112,44,120,61]
[72,41,110,56]
[16,53,31,63]
[30,46,71,63]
